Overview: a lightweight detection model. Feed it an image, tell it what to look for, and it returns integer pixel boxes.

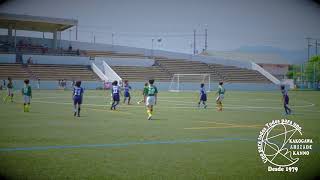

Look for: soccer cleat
[148,115,152,120]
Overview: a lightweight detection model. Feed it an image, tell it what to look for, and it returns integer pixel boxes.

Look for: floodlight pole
[76,25,78,41]
[69,29,72,41]
[313,61,316,87]
[14,29,16,51]
[208,75,211,92]
[316,39,318,56]
[204,27,208,51]
[152,38,154,58]
[307,37,311,61]
[112,33,114,46]
[193,29,196,55]
[177,74,180,91]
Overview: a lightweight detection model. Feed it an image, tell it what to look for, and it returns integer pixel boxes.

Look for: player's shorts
[284,95,289,105]
[113,94,120,101]
[146,96,155,106]
[7,88,13,96]
[216,94,224,102]
[200,94,207,101]
[124,92,130,98]
[23,95,31,104]
[73,96,82,105]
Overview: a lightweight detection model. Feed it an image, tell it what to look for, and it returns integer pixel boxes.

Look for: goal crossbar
[169,73,211,92]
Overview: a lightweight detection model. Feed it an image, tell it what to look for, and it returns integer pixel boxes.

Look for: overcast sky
[0,0,320,53]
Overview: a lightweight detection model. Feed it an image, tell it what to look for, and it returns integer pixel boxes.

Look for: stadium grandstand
[0,13,280,90]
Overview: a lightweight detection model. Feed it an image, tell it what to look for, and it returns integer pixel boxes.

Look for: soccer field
[0,90,319,179]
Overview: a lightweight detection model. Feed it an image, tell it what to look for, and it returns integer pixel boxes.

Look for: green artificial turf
[0,90,319,179]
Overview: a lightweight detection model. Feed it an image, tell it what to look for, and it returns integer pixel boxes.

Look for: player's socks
[4,96,9,103]
[111,101,115,110]
[77,107,81,117]
[147,109,152,120]
[26,104,30,112]
[23,104,26,112]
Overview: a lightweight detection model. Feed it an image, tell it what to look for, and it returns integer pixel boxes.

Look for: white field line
[29,99,316,112]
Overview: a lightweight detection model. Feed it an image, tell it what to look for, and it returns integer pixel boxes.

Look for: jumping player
[72,81,84,117]
[22,79,32,112]
[216,81,225,111]
[281,84,292,115]
[111,80,121,110]
[198,83,207,108]
[123,80,132,105]
[137,82,148,104]
[146,79,158,120]
[4,77,14,103]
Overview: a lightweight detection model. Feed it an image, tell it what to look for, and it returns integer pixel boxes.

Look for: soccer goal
[169,74,211,92]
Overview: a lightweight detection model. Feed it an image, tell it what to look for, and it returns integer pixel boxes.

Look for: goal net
[169,74,211,92]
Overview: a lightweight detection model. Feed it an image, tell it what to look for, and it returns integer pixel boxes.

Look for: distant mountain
[233,46,309,64]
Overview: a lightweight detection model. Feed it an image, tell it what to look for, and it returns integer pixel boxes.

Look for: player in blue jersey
[198,83,207,108]
[123,80,132,105]
[72,81,84,117]
[281,85,292,115]
[4,77,14,103]
[111,80,121,110]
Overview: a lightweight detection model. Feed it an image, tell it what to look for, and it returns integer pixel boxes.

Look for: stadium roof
[0,13,78,32]
[206,51,291,65]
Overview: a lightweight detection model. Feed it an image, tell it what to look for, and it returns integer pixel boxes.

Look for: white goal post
[169,74,211,92]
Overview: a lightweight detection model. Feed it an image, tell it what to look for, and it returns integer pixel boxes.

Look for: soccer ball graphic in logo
[260,122,301,167]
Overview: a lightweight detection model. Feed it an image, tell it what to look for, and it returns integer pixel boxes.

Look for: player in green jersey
[22,79,32,112]
[137,82,149,104]
[216,81,225,111]
[146,80,158,120]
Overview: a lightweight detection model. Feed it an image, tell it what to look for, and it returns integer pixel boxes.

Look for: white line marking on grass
[184,125,263,130]
[0,137,255,152]
[32,99,316,112]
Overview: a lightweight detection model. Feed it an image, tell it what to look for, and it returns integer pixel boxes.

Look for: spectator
[68,45,72,51]
[27,57,33,64]
[37,78,40,89]
[76,49,80,56]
